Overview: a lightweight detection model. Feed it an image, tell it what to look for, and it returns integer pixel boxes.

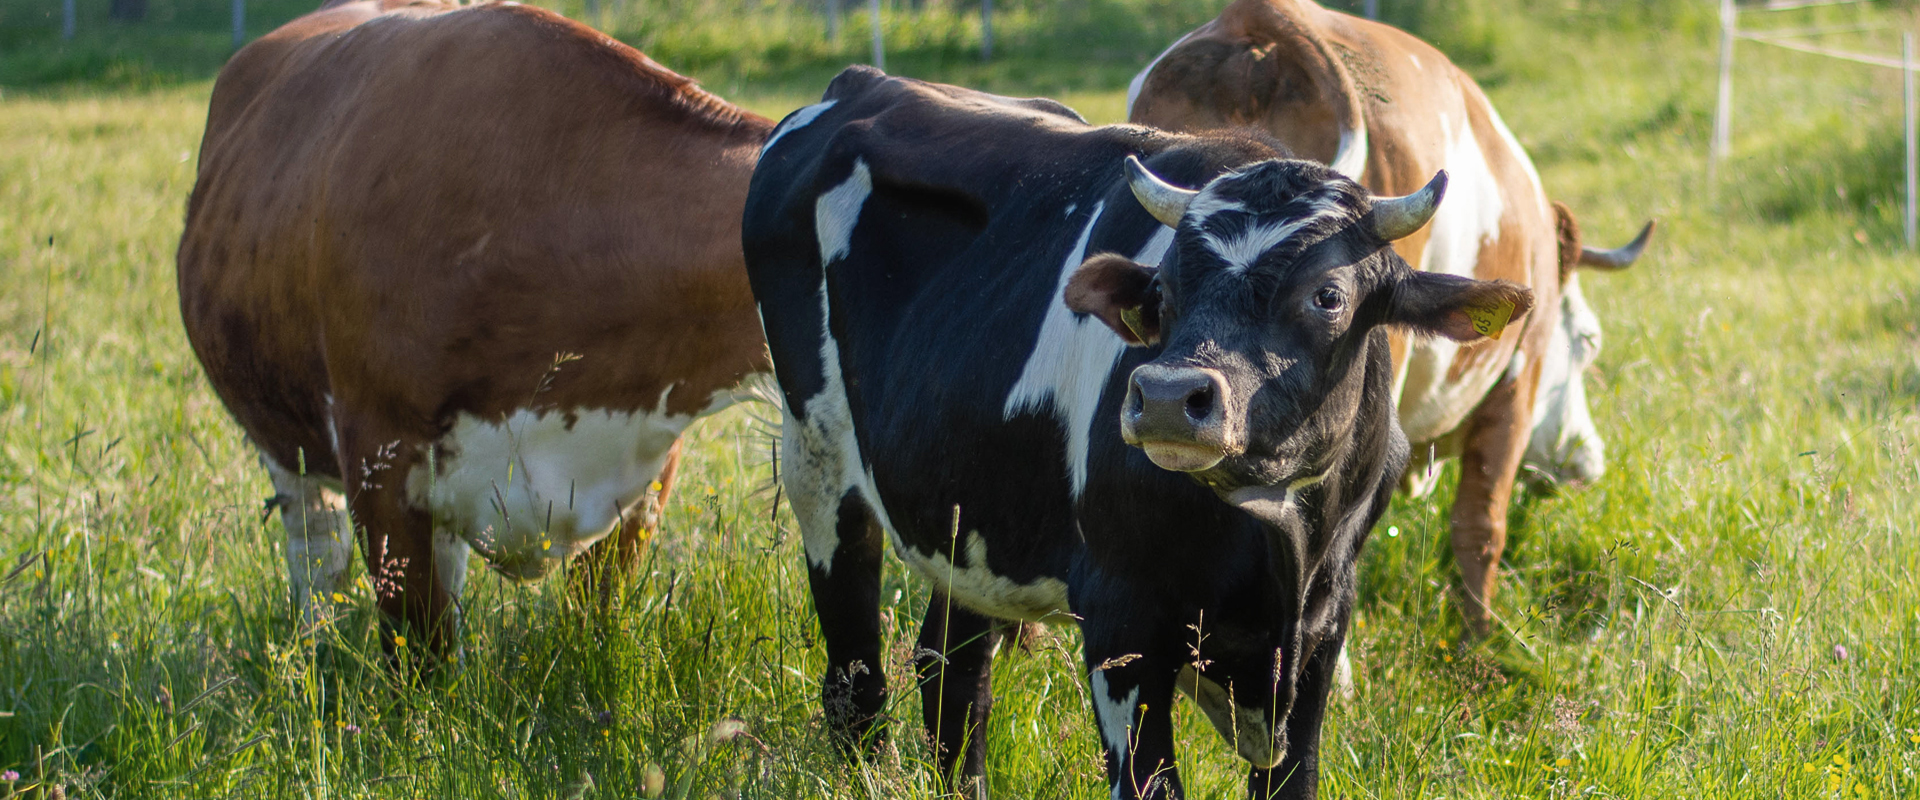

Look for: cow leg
[802,491,891,754]
[1081,608,1182,800]
[915,593,1006,793]
[263,455,354,632]
[338,423,459,667]
[1246,629,1347,800]
[571,436,685,608]
[433,528,470,611]
[1449,363,1540,638]
[647,436,686,531]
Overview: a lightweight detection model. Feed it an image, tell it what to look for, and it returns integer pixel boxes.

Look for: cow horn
[1125,155,1198,228]
[1366,170,1448,242]
[1579,219,1656,271]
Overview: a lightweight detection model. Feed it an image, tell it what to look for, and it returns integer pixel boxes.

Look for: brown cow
[1129,0,1651,636]
[177,0,773,655]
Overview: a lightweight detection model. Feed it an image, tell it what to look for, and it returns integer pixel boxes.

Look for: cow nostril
[1184,385,1214,421]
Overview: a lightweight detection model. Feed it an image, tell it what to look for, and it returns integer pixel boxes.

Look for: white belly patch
[405,404,693,579]
[892,530,1072,623]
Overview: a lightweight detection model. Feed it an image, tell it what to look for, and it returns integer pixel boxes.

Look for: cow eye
[1312,286,1345,314]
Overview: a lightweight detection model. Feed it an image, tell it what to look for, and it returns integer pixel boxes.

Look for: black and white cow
[743,66,1532,800]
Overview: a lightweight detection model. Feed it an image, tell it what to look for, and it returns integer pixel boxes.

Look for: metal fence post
[232,0,245,48]
[62,0,74,39]
[1905,33,1915,249]
[870,0,883,69]
[1709,0,1735,182]
[1364,0,1377,20]
[981,0,993,60]
[827,0,839,42]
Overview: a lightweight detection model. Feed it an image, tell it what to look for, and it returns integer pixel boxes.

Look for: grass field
[3,0,1920,797]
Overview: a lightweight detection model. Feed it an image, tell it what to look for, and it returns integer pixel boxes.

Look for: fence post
[1709,0,1735,182]
[232,0,245,48]
[1364,0,1377,19]
[981,0,993,59]
[827,0,840,42]
[61,0,74,39]
[870,0,883,69]
[1905,33,1915,249]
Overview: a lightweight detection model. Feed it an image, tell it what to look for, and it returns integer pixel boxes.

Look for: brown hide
[1131,0,1562,636]
[177,0,772,651]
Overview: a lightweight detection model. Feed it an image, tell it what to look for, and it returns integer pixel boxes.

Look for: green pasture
[2,0,1919,796]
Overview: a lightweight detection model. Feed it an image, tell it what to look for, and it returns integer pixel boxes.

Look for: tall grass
[1,0,1919,797]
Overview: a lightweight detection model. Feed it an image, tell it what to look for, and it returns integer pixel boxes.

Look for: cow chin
[1139,441,1227,472]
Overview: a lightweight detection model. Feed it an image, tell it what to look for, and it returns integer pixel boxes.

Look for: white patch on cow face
[264,455,353,629]
[1176,665,1281,768]
[1004,206,1174,497]
[783,162,902,576]
[1396,111,1511,443]
[1329,124,1368,182]
[1526,275,1606,485]
[1090,670,1142,792]
[891,530,1070,622]
[1184,192,1245,225]
[1196,189,1347,275]
[761,99,838,158]
[405,404,690,580]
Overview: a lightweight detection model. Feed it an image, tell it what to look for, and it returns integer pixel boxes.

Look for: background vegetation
[3,0,1919,797]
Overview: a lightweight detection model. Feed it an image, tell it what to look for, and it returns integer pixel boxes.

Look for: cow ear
[1065,253,1162,346]
[1388,271,1534,343]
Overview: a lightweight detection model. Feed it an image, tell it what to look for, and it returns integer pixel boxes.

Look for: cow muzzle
[1534,432,1606,491]
[1121,364,1238,472]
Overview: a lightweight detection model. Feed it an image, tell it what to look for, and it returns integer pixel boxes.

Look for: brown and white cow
[177,0,773,654]
[1128,0,1651,635]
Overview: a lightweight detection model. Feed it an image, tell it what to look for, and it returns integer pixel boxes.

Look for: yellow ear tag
[1466,299,1515,338]
[1120,307,1152,344]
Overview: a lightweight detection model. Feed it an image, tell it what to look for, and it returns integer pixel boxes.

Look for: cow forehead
[1179,161,1368,277]
[1193,159,1365,215]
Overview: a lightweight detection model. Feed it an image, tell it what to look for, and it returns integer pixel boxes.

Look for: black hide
[742,66,1412,800]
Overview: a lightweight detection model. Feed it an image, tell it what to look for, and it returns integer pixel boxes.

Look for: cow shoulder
[755,70,1156,267]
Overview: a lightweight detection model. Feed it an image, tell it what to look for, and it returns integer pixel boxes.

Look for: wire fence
[47,0,1395,67]
[1709,0,1919,247]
